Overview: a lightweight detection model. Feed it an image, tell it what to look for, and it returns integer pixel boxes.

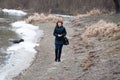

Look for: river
[0,10,22,66]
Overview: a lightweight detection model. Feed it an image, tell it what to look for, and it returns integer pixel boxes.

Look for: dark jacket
[53,26,67,44]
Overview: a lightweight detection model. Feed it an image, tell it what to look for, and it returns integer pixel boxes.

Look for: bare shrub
[75,9,111,20]
[87,9,103,16]
[82,20,120,37]
[0,0,114,15]
[25,13,63,23]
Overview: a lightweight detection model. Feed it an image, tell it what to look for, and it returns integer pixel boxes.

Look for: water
[0,9,44,80]
[0,11,23,65]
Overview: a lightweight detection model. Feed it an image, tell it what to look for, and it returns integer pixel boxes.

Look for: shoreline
[6,9,120,80]
[13,21,75,80]
[0,20,43,80]
[0,8,76,80]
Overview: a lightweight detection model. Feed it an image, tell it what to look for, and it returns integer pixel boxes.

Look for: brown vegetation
[75,9,104,20]
[80,51,96,70]
[110,34,120,41]
[0,0,114,14]
[25,13,63,23]
[82,20,120,37]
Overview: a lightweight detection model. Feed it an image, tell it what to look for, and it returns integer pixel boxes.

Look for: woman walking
[53,21,67,62]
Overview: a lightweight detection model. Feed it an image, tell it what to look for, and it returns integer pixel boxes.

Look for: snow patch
[0,21,43,80]
[52,14,74,18]
[2,9,27,16]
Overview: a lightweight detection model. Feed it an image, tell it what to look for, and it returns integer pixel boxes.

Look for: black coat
[53,26,67,44]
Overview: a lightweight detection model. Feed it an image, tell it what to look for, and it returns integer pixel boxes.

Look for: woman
[53,21,67,62]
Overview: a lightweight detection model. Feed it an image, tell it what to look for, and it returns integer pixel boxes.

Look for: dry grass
[107,46,120,53]
[0,0,114,15]
[80,52,95,70]
[110,34,120,41]
[75,9,104,20]
[80,60,93,70]
[75,9,114,20]
[82,20,120,37]
[87,9,103,16]
[80,51,96,70]
[25,13,63,23]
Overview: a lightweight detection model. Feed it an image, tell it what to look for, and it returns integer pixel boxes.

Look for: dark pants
[55,44,63,62]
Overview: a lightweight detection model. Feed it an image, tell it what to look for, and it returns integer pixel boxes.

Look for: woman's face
[58,22,62,27]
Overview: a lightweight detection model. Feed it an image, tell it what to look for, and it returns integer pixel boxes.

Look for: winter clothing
[53,26,67,44]
[53,26,67,62]
[55,44,63,62]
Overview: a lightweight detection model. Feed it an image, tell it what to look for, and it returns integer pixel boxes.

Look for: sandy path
[13,15,120,80]
[13,21,79,80]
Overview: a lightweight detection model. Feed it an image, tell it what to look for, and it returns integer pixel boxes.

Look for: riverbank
[13,13,120,80]
[13,21,75,80]
[0,9,44,80]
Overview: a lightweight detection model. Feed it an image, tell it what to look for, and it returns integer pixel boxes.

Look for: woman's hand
[58,34,62,37]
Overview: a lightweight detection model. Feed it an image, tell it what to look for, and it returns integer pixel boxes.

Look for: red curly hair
[56,21,63,27]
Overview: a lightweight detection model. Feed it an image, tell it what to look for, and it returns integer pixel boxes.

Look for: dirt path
[13,21,82,80]
[13,15,120,80]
